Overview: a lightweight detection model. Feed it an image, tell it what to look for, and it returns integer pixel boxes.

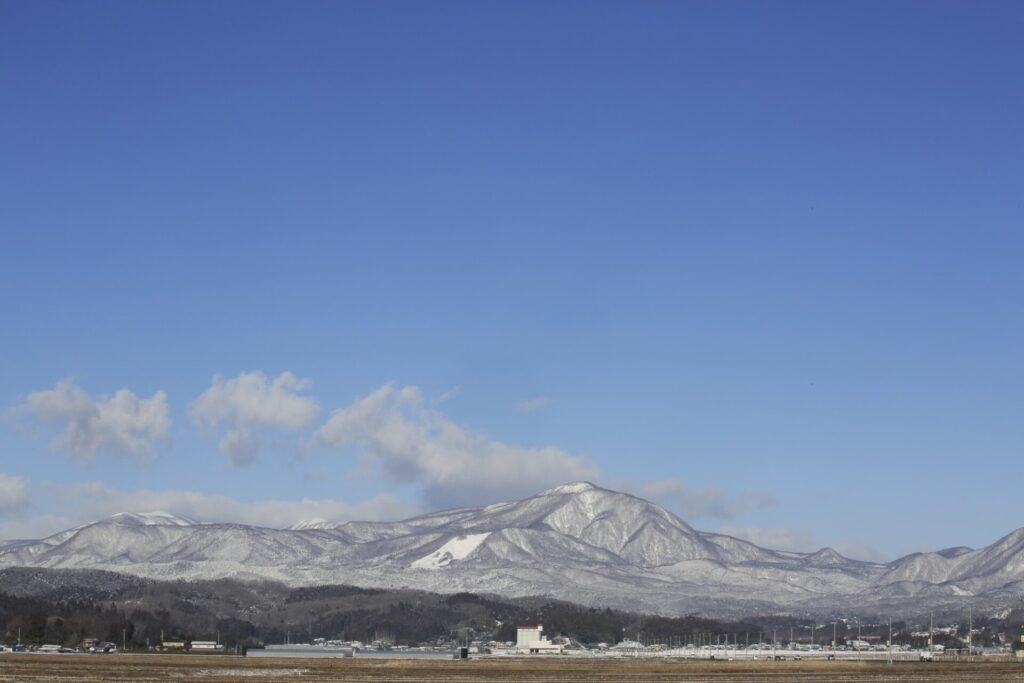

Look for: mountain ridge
[1,481,1019,617]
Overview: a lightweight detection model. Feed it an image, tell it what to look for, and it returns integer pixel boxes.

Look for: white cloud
[190,371,318,466]
[0,473,29,513]
[33,481,419,533]
[516,396,550,413]
[0,514,74,541]
[315,382,600,508]
[17,379,170,461]
[219,429,260,467]
[717,525,820,553]
[436,386,461,404]
[832,542,889,563]
[0,474,422,540]
[628,476,777,522]
[633,477,687,499]
[898,544,936,556]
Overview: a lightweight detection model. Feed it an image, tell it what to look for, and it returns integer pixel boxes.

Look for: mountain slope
[0,482,1020,617]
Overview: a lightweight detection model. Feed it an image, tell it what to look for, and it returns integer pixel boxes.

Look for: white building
[516,625,562,654]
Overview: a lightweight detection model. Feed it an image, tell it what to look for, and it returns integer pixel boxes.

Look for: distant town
[4,615,1023,663]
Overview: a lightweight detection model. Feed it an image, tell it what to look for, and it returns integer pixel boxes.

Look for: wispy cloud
[0,479,422,539]
[625,476,777,522]
[436,386,461,404]
[0,514,75,542]
[191,371,318,466]
[832,542,888,563]
[718,524,888,562]
[717,525,819,553]
[59,480,418,529]
[15,379,170,461]
[315,383,599,508]
[516,396,550,413]
[0,473,29,513]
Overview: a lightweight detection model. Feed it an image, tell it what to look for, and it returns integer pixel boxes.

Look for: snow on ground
[109,512,197,526]
[289,519,333,530]
[411,532,491,570]
[545,482,596,495]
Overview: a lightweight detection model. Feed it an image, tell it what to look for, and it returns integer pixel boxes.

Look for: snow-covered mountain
[1,482,1019,617]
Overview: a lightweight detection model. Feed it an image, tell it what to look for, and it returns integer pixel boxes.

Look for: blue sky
[1,1,1021,561]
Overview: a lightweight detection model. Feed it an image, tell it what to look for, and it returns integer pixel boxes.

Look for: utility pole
[967,605,973,655]
[122,628,126,653]
[832,622,837,652]
[888,616,893,665]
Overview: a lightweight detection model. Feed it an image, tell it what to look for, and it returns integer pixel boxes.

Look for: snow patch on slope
[289,519,335,531]
[411,533,491,570]
[543,482,597,495]
[108,512,197,527]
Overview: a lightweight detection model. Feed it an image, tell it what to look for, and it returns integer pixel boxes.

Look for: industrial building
[516,624,563,654]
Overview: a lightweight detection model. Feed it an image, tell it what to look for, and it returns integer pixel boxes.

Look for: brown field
[1,654,1023,683]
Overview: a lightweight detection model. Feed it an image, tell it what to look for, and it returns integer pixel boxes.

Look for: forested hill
[0,567,759,648]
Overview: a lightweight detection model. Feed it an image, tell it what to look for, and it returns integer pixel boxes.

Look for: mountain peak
[541,481,600,495]
[4,483,1024,618]
[805,547,851,566]
[106,512,197,527]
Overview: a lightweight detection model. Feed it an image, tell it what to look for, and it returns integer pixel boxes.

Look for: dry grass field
[1,654,1023,683]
